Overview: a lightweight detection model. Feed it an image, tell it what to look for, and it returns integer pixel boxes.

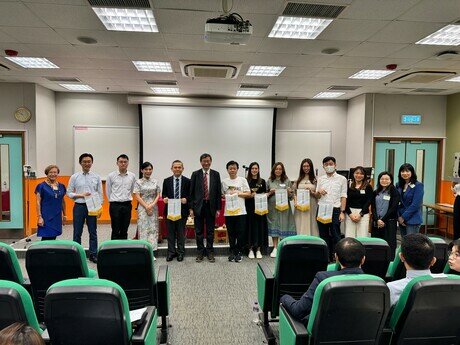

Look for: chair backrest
[45,278,132,345]
[25,240,91,321]
[0,280,41,333]
[0,242,24,284]
[307,275,390,345]
[272,236,329,316]
[97,240,156,309]
[390,275,460,344]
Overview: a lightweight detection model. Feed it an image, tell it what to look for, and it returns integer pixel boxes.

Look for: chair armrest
[132,306,158,345]
[327,263,340,272]
[22,278,32,294]
[257,262,274,312]
[279,305,309,345]
[156,265,170,317]
[88,269,97,278]
[41,328,51,345]
[385,261,394,282]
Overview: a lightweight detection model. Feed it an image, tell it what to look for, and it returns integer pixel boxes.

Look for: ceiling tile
[155,9,213,35]
[319,19,390,42]
[300,39,361,55]
[73,45,128,59]
[367,21,447,44]
[387,44,450,60]
[345,42,409,57]
[0,2,48,27]
[257,38,306,54]
[152,0,220,12]
[23,43,86,57]
[340,0,420,20]
[54,28,117,46]
[163,34,211,51]
[234,0,284,14]
[0,28,18,43]
[398,0,460,23]
[328,55,381,68]
[122,48,168,60]
[113,32,165,49]
[2,27,68,44]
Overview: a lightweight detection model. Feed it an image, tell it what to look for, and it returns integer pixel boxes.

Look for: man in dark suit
[162,160,191,262]
[189,153,222,263]
[280,237,366,323]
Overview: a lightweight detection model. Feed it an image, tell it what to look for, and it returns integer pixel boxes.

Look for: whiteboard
[73,126,140,180]
[275,130,331,181]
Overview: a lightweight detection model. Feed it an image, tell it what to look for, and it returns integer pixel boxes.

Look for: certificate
[275,189,289,211]
[317,203,333,224]
[167,199,182,221]
[84,193,102,217]
[254,194,268,215]
[225,194,241,215]
[295,189,310,211]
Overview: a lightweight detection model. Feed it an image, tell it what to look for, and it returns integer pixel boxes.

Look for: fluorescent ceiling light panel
[236,90,264,97]
[151,87,180,95]
[268,16,333,39]
[349,69,395,80]
[446,76,460,82]
[5,57,59,69]
[59,84,95,91]
[416,24,460,46]
[92,7,158,32]
[133,61,173,72]
[246,65,285,77]
[313,92,345,99]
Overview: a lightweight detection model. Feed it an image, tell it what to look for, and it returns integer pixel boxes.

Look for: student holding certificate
[162,160,191,262]
[293,158,318,236]
[222,161,251,263]
[245,162,268,259]
[267,162,296,258]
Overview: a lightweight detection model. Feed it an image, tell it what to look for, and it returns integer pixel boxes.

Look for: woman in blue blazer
[396,163,424,236]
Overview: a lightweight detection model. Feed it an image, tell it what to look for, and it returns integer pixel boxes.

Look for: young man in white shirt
[106,154,136,240]
[221,161,251,263]
[66,153,103,263]
[315,156,348,262]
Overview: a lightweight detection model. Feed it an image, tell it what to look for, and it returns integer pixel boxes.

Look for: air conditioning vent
[46,77,81,83]
[87,0,150,8]
[240,84,270,90]
[146,80,177,86]
[390,71,456,84]
[180,61,241,79]
[328,85,360,91]
[283,2,346,18]
[412,88,447,93]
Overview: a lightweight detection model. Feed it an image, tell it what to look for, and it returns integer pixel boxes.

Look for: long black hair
[350,166,369,190]
[398,163,418,187]
[269,162,288,183]
[296,158,316,187]
[376,171,394,194]
[247,162,261,184]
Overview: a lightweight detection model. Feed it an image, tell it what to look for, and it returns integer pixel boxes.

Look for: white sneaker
[256,250,262,259]
[248,250,255,259]
[270,248,277,258]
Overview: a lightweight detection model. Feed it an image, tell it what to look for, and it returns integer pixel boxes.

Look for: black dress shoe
[177,255,184,262]
[196,254,204,262]
[166,256,174,262]
[89,255,98,264]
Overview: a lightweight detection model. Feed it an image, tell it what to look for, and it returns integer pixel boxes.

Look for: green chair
[386,236,448,281]
[389,274,460,344]
[0,242,29,287]
[97,240,170,344]
[326,237,392,279]
[279,275,390,345]
[0,280,41,334]
[44,278,157,345]
[25,240,96,322]
[257,236,329,345]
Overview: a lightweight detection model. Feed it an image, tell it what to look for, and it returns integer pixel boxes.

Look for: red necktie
[203,172,209,200]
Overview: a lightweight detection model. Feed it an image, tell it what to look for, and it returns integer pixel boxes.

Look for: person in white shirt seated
[387,233,437,306]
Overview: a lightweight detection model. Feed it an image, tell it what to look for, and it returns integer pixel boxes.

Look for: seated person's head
[335,237,366,268]
[400,234,436,270]
[448,239,460,273]
[0,323,44,345]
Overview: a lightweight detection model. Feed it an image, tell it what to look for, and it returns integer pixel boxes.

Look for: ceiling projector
[205,13,253,45]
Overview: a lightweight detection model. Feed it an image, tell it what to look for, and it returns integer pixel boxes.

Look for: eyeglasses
[448,251,460,259]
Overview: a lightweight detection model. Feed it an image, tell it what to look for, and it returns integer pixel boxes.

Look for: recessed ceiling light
[246,65,285,77]
[133,61,173,72]
[92,7,158,32]
[268,16,333,39]
[236,90,264,97]
[59,84,95,91]
[5,57,59,69]
[416,24,460,46]
[313,92,345,99]
[446,76,460,82]
[349,70,395,80]
[151,87,180,95]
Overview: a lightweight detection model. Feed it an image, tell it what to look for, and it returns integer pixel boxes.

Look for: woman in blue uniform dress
[35,165,66,240]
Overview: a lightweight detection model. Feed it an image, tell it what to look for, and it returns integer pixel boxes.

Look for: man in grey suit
[190,153,222,263]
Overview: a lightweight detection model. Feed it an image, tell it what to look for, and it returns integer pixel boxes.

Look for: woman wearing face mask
[293,158,319,236]
[396,163,424,236]
[35,165,66,241]
[371,171,400,257]
[267,162,296,258]
[134,162,161,259]
[345,166,373,238]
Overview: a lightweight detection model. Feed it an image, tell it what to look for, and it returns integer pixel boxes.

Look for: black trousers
[109,201,132,240]
[166,217,186,256]
[41,236,56,241]
[225,215,246,255]
[317,207,342,261]
[194,201,215,255]
[372,219,397,258]
[454,196,460,240]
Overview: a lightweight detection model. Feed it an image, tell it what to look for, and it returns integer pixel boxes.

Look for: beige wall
[35,85,56,177]
[445,93,460,179]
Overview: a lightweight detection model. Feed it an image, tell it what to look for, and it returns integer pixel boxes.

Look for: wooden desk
[423,203,454,238]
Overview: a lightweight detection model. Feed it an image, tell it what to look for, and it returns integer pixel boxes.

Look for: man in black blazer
[162,160,191,262]
[280,238,366,324]
[189,153,222,262]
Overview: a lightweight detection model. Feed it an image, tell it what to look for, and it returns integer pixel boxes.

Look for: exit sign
[401,114,422,125]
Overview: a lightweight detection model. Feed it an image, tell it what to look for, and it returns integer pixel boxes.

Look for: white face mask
[324,165,335,174]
